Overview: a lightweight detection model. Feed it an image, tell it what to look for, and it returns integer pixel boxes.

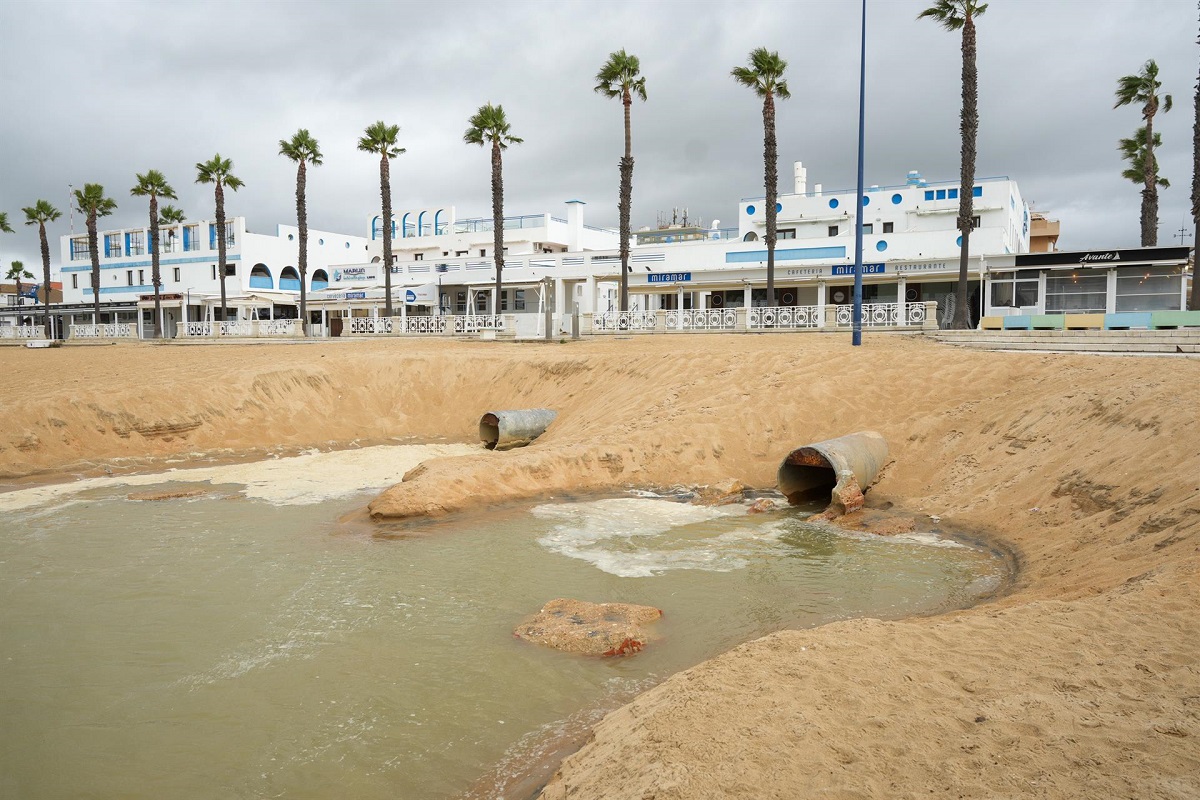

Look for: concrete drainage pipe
[479,408,558,451]
[777,431,889,514]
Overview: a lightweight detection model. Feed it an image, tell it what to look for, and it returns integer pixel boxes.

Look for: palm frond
[22,200,62,225]
[464,103,523,149]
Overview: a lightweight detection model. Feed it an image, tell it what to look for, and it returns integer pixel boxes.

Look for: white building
[59,217,376,336]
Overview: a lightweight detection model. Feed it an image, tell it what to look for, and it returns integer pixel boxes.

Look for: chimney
[565,200,585,252]
[814,183,822,197]
[794,162,807,195]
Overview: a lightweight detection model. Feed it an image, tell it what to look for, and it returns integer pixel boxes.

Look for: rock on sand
[514,598,663,656]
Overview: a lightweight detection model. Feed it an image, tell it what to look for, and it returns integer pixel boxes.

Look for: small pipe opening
[480,413,500,450]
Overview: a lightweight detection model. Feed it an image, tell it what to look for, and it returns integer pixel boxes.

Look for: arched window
[311,269,329,290]
[417,210,428,237]
[743,232,759,242]
[249,263,273,290]
[401,212,412,238]
[280,266,301,291]
[434,209,445,235]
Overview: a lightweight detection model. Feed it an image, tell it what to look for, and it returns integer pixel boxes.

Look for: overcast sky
[1,0,1197,271]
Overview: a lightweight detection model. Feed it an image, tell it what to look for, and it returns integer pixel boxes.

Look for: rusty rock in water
[127,488,208,502]
[693,478,747,506]
[514,598,663,657]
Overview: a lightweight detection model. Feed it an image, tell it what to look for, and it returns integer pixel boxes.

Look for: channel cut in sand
[1,334,1197,799]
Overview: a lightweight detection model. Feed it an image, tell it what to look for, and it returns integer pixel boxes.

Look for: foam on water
[0,443,479,512]
[534,497,787,577]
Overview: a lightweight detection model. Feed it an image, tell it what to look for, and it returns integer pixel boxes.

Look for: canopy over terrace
[140,289,306,322]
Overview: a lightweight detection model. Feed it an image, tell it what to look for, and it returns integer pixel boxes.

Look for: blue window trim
[726,245,846,263]
[62,254,242,272]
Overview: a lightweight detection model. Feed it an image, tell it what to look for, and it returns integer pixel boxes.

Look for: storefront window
[989,269,1038,308]
[1115,266,1182,312]
[1045,272,1106,314]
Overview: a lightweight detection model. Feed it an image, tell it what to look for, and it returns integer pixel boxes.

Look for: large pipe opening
[777,432,889,515]
[479,408,558,451]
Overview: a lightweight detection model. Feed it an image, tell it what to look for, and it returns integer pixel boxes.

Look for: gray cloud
[1,0,1197,272]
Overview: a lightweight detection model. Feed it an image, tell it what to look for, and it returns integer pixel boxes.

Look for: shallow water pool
[0,445,1004,799]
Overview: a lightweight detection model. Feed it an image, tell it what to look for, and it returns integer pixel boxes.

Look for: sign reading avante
[647,272,692,283]
[832,263,885,276]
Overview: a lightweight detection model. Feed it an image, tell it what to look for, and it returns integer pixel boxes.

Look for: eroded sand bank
[1,335,1197,798]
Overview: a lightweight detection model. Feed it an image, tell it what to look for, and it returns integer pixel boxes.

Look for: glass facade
[1046,273,1106,314]
[1115,266,1182,311]
[989,269,1038,308]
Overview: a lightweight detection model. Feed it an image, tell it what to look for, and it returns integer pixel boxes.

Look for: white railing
[593,310,657,332]
[69,323,139,339]
[666,308,738,331]
[217,320,252,337]
[404,316,448,334]
[0,325,42,339]
[348,316,394,334]
[258,319,301,336]
[834,303,923,327]
[183,321,213,337]
[747,305,822,330]
[454,314,503,333]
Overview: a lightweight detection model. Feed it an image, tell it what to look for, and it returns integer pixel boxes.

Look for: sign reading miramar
[647,272,692,283]
[832,263,885,276]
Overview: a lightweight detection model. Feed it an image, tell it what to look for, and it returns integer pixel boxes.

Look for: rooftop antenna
[1175,218,1191,245]
[68,184,74,234]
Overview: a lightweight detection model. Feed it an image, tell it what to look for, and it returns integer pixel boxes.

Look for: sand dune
[1,334,1197,798]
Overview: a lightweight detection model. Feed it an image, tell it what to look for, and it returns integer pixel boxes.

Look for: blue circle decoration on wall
[829,198,839,209]
[876,240,888,252]
[746,205,756,215]
[892,193,903,205]
[956,235,963,247]
[775,202,782,213]
[862,196,870,206]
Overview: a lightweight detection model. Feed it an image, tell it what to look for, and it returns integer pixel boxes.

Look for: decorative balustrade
[454,314,503,333]
[593,310,657,332]
[217,321,252,337]
[747,305,822,330]
[177,320,302,338]
[0,325,42,339]
[404,316,448,334]
[666,308,738,331]
[69,323,139,339]
[834,302,924,327]
[258,319,301,336]
[348,316,394,334]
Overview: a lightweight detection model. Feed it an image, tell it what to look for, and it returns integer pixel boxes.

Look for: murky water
[0,446,1004,799]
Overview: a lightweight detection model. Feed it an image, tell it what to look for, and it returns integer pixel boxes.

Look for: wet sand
[2,334,1198,798]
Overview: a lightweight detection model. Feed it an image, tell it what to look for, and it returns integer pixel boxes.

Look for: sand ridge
[1,335,1198,798]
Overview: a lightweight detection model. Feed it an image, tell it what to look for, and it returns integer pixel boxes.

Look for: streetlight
[436,263,448,316]
[852,0,867,346]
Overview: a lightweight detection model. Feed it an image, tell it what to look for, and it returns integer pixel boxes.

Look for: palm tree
[6,261,34,318]
[0,212,12,234]
[595,50,647,313]
[279,130,322,335]
[920,0,987,329]
[1120,127,1170,189]
[131,170,177,338]
[195,155,244,324]
[159,204,185,225]
[72,184,117,323]
[1115,59,1173,247]
[21,200,62,337]
[732,48,790,308]
[464,104,523,317]
[358,121,406,318]
[1192,7,1200,310]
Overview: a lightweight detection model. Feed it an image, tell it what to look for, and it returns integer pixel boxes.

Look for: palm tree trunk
[39,222,51,338]
[216,183,228,325]
[297,161,309,335]
[619,88,632,313]
[764,91,778,308]
[952,12,979,330]
[492,139,504,317]
[88,211,100,323]
[381,152,394,318]
[150,194,162,338]
[1142,103,1159,247]
[1192,18,1200,310]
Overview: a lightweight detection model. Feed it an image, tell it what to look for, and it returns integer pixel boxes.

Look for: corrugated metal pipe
[777,431,889,514]
[479,408,558,451]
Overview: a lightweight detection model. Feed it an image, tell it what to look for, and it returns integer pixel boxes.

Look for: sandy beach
[1,334,1197,798]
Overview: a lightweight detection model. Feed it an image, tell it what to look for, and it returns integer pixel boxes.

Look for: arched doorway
[311,269,329,291]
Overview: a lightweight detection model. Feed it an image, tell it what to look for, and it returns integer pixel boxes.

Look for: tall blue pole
[852,0,867,346]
